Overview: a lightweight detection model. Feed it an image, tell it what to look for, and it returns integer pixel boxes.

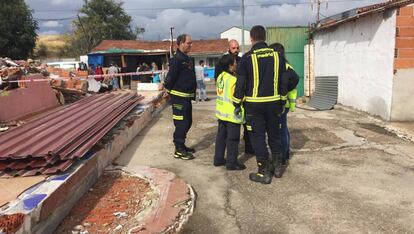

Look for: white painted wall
[220,27,251,46]
[314,10,397,120]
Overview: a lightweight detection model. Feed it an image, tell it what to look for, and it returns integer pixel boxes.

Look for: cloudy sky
[27,0,385,40]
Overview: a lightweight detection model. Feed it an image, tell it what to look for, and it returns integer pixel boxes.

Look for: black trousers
[244,102,283,163]
[214,120,241,167]
[243,124,254,154]
[171,95,193,147]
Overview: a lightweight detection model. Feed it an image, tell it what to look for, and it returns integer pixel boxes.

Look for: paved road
[116,93,414,234]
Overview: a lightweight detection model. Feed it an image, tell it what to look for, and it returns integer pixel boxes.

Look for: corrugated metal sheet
[266,27,309,97]
[0,92,144,177]
[307,76,338,110]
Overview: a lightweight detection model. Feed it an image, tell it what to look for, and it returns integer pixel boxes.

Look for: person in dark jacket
[214,39,241,81]
[233,25,289,184]
[164,34,197,160]
[269,43,300,176]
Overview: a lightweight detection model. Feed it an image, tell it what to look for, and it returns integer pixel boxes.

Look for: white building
[220,26,251,47]
[312,0,414,121]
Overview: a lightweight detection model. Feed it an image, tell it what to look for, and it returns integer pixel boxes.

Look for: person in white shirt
[195,60,209,102]
[107,63,119,90]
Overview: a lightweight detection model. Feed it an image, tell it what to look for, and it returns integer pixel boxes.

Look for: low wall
[0,77,59,122]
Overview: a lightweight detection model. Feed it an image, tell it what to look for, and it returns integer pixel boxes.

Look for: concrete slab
[115,97,414,233]
[0,176,45,207]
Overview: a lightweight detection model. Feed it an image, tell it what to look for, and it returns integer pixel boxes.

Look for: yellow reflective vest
[216,72,245,124]
[285,64,298,112]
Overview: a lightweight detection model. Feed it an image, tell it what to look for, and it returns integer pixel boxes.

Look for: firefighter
[164,34,197,160]
[269,43,300,177]
[233,25,289,184]
[214,54,246,170]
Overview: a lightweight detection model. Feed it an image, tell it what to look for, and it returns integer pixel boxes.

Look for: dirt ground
[56,172,151,234]
[115,92,414,234]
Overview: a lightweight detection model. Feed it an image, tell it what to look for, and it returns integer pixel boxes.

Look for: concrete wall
[391,69,414,121]
[314,10,397,120]
[391,4,414,121]
[0,76,60,122]
[220,27,251,46]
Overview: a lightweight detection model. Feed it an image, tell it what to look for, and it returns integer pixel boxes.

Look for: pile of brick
[48,68,89,92]
[0,58,49,91]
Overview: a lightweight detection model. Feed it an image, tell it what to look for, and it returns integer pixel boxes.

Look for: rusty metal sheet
[0,91,144,176]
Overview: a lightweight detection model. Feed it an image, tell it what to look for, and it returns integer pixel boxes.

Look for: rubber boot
[249,161,272,184]
[272,154,285,178]
[174,144,195,160]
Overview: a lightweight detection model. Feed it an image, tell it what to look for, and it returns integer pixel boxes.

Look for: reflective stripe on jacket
[284,63,298,111]
[164,49,196,99]
[233,42,288,104]
[216,72,245,124]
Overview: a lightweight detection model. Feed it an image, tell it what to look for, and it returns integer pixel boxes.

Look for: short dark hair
[177,34,188,45]
[218,54,236,73]
[199,60,204,65]
[250,25,266,42]
[269,43,288,63]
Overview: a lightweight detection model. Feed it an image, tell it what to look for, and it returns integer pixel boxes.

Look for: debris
[73,225,84,231]
[113,212,128,219]
[0,127,8,132]
[57,172,151,233]
[114,224,122,231]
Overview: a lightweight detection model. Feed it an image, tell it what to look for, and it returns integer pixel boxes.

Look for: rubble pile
[0,58,49,91]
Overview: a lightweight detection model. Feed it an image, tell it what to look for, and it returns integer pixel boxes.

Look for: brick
[40,156,98,220]
[396,38,414,48]
[398,27,414,37]
[395,58,414,69]
[397,16,414,27]
[399,6,414,16]
[398,49,414,58]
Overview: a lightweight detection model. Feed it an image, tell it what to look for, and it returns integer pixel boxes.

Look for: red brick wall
[395,5,414,69]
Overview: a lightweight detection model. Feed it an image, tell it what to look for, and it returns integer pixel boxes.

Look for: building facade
[220,26,251,49]
[313,0,414,121]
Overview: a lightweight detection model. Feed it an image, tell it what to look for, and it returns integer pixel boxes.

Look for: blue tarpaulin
[204,67,215,79]
[87,54,104,67]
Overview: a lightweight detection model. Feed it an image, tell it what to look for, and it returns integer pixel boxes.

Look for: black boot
[272,154,285,178]
[174,145,195,160]
[184,144,196,153]
[249,161,272,184]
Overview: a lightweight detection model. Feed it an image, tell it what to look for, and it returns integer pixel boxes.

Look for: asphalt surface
[115,92,414,234]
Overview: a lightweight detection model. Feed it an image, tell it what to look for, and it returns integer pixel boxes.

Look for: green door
[266,27,308,97]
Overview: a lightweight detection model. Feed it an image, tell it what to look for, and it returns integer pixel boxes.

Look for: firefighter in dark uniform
[215,39,254,155]
[164,34,197,160]
[270,42,300,177]
[233,25,289,184]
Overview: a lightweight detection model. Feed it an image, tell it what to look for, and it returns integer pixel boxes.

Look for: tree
[68,0,142,56]
[34,43,49,60]
[0,0,38,59]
